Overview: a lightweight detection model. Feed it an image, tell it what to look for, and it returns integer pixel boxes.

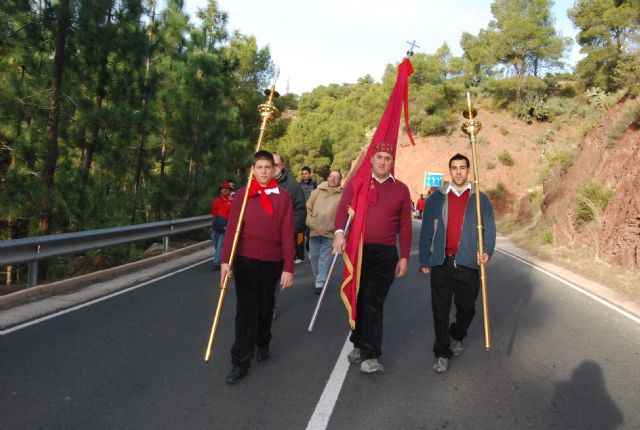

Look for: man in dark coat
[273,153,307,264]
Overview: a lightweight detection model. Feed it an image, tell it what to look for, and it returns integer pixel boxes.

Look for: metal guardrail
[0,215,211,288]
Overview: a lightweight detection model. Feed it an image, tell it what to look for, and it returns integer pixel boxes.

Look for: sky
[182,0,583,95]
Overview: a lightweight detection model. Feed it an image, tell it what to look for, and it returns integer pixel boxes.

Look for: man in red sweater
[333,143,412,374]
[219,150,295,384]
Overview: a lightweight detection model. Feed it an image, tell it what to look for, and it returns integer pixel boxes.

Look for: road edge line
[496,247,640,325]
[0,259,210,335]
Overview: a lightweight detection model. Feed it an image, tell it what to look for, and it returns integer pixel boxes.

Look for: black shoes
[225,366,248,384]
[225,348,269,384]
[256,347,270,362]
[213,264,221,271]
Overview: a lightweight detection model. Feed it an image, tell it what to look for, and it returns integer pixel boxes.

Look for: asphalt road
[1,222,639,430]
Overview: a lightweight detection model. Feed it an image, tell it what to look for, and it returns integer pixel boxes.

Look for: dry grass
[498,215,640,304]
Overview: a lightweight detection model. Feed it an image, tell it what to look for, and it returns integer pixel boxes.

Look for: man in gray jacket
[418,153,496,374]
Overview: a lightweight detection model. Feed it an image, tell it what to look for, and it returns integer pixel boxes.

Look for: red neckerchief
[248,178,278,215]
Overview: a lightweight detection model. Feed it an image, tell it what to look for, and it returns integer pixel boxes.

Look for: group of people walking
[210,147,495,384]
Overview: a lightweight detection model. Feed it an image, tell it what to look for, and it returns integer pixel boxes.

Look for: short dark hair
[449,153,470,168]
[253,150,275,166]
[301,166,311,173]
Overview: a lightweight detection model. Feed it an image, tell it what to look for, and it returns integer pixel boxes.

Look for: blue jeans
[212,230,225,265]
[309,236,333,289]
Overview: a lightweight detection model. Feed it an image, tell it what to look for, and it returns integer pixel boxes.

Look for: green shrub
[535,128,554,146]
[486,182,509,201]
[548,149,574,173]
[418,114,449,136]
[607,101,640,148]
[559,82,578,98]
[574,181,613,226]
[542,229,554,245]
[546,96,580,117]
[482,76,548,108]
[529,190,543,211]
[498,150,515,167]
[499,125,509,136]
[585,87,609,110]
[516,95,550,124]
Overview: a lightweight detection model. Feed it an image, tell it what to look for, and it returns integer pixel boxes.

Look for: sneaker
[360,358,385,374]
[347,348,361,364]
[256,347,269,362]
[433,357,449,373]
[315,287,323,295]
[450,338,463,357]
[225,366,248,384]
[294,258,304,264]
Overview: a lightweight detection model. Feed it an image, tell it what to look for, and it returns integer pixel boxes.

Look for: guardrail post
[27,261,38,288]
[162,236,169,254]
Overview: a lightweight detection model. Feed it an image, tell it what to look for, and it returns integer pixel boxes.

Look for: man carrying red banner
[332,58,414,375]
[333,143,412,374]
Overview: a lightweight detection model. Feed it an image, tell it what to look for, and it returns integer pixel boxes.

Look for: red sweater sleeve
[399,185,412,259]
[334,179,353,230]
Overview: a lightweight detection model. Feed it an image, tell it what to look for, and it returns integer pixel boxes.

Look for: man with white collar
[419,153,496,374]
[220,150,295,384]
[333,143,412,374]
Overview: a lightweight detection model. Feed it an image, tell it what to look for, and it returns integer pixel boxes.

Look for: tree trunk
[39,0,70,235]
[77,4,113,221]
[130,2,156,224]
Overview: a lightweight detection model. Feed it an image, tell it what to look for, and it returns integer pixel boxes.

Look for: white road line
[306,333,352,430]
[0,259,210,335]
[495,247,640,325]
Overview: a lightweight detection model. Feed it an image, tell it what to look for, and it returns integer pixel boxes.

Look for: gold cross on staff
[406,40,420,57]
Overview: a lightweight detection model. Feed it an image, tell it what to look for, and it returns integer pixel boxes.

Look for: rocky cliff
[542,97,640,269]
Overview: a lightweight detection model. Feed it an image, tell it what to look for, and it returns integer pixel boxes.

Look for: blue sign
[425,172,443,187]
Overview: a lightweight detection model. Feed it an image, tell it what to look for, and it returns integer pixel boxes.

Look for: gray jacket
[419,183,496,270]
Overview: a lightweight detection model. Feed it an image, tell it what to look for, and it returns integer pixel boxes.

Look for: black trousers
[350,244,399,361]
[230,256,282,369]
[430,256,480,358]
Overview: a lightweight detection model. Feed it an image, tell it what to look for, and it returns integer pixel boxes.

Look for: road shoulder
[0,243,213,330]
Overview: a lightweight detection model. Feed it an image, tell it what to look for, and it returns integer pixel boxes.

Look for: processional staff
[204,71,281,363]
[461,92,491,351]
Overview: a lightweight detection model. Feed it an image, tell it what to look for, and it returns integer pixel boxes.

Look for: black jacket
[299,179,317,202]
[276,170,307,232]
